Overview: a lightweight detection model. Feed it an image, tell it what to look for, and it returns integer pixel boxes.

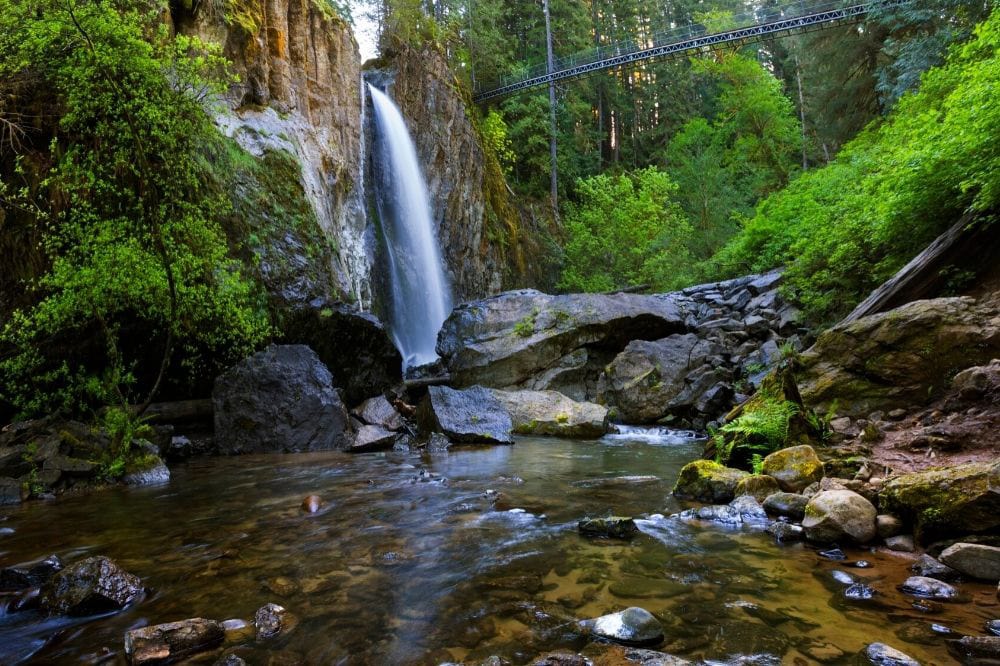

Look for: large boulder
[597,334,729,423]
[213,345,351,454]
[879,461,1000,541]
[939,543,1000,581]
[124,618,224,665]
[762,445,824,492]
[802,490,877,544]
[419,386,513,445]
[280,303,402,405]
[798,296,1000,417]
[40,556,143,615]
[436,290,687,395]
[490,389,608,438]
[672,460,749,504]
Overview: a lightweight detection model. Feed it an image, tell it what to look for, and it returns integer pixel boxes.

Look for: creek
[0,434,994,664]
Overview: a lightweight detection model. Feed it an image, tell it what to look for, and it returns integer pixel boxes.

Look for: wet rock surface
[802,490,877,544]
[40,556,143,615]
[1,554,63,590]
[672,460,748,504]
[124,617,224,665]
[584,607,664,646]
[491,389,608,438]
[864,642,920,666]
[420,385,514,445]
[762,492,809,521]
[577,517,639,539]
[213,345,352,454]
[900,576,960,600]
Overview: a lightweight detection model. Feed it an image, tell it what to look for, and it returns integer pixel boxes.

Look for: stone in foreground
[939,542,1000,581]
[491,389,608,438]
[672,460,748,504]
[947,636,1000,662]
[254,603,292,640]
[864,642,919,666]
[578,517,639,539]
[900,576,960,600]
[420,385,513,445]
[124,618,224,665]
[584,607,664,646]
[762,445,824,492]
[802,490,877,544]
[40,556,143,615]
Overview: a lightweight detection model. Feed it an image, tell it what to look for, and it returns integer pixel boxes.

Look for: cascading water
[368,84,453,370]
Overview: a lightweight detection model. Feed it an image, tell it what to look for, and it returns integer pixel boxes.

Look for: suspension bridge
[473,0,909,102]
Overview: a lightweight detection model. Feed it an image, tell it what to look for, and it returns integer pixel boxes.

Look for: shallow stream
[1,434,996,664]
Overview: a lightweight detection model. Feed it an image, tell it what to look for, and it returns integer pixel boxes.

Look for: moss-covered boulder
[880,462,1000,541]
[762,445,825,492]
[491,389,608,438]
[673,460,749,504]
[798,297,1000,418]
[733,475,781,503]
[577,516,639,539]
[802,490,877,544]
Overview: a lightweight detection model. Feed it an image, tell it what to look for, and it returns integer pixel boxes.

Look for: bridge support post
[544,0,559,217]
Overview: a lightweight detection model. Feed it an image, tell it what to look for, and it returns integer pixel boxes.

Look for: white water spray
[368,84,452,369]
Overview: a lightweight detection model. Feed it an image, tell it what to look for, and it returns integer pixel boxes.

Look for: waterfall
[368,84,453,370]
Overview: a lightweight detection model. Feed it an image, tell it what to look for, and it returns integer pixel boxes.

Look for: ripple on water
[0,437,996,665]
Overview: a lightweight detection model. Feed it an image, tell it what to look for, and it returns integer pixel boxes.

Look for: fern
[720,399,799,448]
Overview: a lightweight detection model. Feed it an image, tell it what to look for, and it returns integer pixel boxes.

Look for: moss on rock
[673,459,749,504]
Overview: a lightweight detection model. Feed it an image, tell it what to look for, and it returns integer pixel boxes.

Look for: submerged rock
[578,517,639,539]
[899,576,960,600]
[419,385,513,445]
[761,445,824,492]
[254,603,292,640]
[491,389,608,438]
[40,556,143,615]
[863,642,919,666]
[802,490,877,544]
[583,607,664,646]
[939,542,1000,581]
[124,618,224,665]
[672,460,748,504]
[880,461,1000,541]
[213,345,351,454]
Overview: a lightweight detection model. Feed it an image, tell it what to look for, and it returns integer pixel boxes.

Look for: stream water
[1,435,996,665]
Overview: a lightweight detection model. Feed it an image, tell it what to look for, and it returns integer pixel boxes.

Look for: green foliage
[750,453,765,476]
[709,9,1000,325]
[558,168,693,292]
[480,110,516,176]
[0,0,271,417]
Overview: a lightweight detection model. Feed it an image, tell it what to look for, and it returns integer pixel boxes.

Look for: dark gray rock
[762,492,809,521]
[349,425,397,453]
[280,302,402,405]
[885,535,916,552]
[864,642,919,666]
[124,618,224,665]
[1,554,63,589]
[213,345,351,454]
[419,385,513,445]
[899,575,960,600]
[351,396,404,431]
[947,636,1000,662]
[426,432,451,451]
[766,521,804,542]
[491,389,608,438]
[578,517,639,539]
[910,554,962,581]
[0,476,22,505]
[40,556,143,615]
[584,606,664,646]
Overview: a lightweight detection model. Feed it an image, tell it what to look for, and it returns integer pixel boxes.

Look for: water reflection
[0,435,994,664]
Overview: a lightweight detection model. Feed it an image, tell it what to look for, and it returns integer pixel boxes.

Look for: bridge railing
[478,0,889,96]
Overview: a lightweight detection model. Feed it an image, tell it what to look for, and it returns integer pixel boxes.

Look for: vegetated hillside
[709,9,1000,325]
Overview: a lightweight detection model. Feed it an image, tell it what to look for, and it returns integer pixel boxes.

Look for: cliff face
[384,44,532,301]
[171,0,371,307]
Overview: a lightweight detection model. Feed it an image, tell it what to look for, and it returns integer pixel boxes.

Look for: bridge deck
[473,0,906,102]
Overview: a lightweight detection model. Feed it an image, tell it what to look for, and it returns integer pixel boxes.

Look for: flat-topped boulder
[419,385,513,445]
[491,389,608,438]
[436,289,687,392]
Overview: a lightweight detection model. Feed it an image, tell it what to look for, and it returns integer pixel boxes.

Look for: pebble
[301,495,321,513]
[831,570,855,585]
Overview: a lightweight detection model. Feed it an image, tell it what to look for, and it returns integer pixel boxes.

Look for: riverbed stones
[40,556,143,615]
[910,554,962,581]
[766,521,804,542]
[733,475,780,503]
[349,425,398,452]
[762,492,809,521]
[254,603,291,640]
[420,385,513,444]
[578,517,639,539]
[900,576,960,600]
[947,636,1000,662]
[672,460,748,504]
[301,495,321,513]
[351,396,404,432]
[0,476,21,504]
[864,642,919,666]
[939,542,1000,580]
[802,490,877,544]
[491,389,608,438]
[762,445,824,492]
[584,607,664,646]
[213,345,351,454]
[879,461,1000,540]
[885,535,916,552]
[124,618,224,665]
[988,620,1000,636]
[1,554,63,589]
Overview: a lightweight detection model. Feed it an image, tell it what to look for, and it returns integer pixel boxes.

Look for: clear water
[369,84,452,370]
[0,435,995,665]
